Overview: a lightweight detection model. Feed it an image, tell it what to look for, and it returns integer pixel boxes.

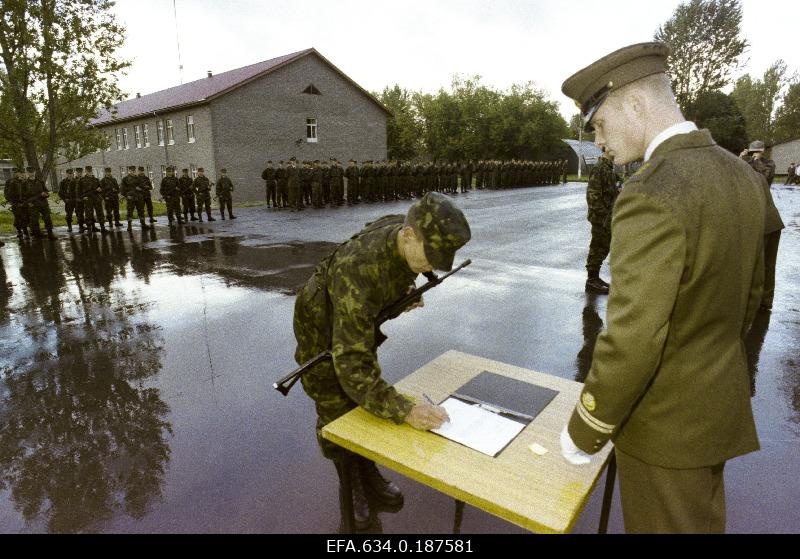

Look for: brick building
[63,48,390,201]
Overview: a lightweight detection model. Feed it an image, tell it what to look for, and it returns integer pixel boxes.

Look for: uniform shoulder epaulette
[626,157,664,183]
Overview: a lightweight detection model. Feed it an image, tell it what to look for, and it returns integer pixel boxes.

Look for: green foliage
[0,0,129,178]
[393,75,569,162]
[773,82,800,145]
[685,90,747,153]
[377,85,423,160]
[730,60,788,145]
[655,0,748,112]
[568,113,595,142]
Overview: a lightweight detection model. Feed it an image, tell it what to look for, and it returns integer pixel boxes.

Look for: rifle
[273,258,472,396]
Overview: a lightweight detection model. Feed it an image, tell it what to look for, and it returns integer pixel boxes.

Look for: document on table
[431,397,526,457]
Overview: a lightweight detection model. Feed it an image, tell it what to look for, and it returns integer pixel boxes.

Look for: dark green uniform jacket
[568,129,765,469]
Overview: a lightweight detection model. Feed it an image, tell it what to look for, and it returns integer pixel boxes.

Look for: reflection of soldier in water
[575,293,604,383]
[0,235,172,533]
[744,309,772,398]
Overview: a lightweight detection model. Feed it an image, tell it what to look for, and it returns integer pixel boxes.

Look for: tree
[685,90,747,154]
[0,0,129,182]
[376,85,423,160]
[773,81,800,144]
[568,113,595,142]
[731,60,788,145]
[655,0,748,112]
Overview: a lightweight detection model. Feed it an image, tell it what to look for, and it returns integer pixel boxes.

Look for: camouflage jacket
[120,174,143,199]
[261,167,276,182]
[138,175,154,196]
[294,215,418,423]
[100,176,120,198]
[80,175,102,198]
[159,176,180,198]
[748,157,776,187]
[58,177,77,201]
[586,157,618,225]
[193,175,211,193]
[4,177,26,204]
[178,176,194,196]
[216,176,234,196]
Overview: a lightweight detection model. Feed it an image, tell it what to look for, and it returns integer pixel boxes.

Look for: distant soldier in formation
[121,165,149,231]
[287,157,302,211]
[58,168,78,232]
[216,168,236,220]
[82,166,108,234]
[73,167,86,232]
[24,166,57,239]
[584,152,618,294]
[276,160,288,208]
[100,167,123,228]
[159,166,184,225]
[193,167,215,222]
[330,158,345,206]
[262,160,277,208]
[137,166,157,223]
[178,168,197,221]
[345,159,359,205]
[5,167,30,240]
[786,162,796,185]
[311,160,324,208]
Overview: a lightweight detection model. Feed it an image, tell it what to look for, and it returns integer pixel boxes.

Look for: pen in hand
[423,393,450,424]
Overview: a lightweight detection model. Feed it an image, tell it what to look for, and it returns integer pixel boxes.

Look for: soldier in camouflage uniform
[159,166,184,225]
[58,168,77,232]
[24,167,57,239]
[100,167,123,228]
[81,165,107,234]
[178,168,197,221]
[137,166,157,223]
[294,192,471,530]
[311,160,324,208]
[276,160,288,208]
[585,152,618,293]
[287,157,302,211]
[5,167,30,240]
[216,168,236,219]
[121,165,149,231]
[261,161,277,208]
[345,159,359,204]
[193,167,215,222]
[330,158,345,206]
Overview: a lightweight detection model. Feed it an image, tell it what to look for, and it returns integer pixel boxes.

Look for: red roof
[92,48,390,125]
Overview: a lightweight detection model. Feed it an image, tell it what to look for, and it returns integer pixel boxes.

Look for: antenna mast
[173,0,184,84]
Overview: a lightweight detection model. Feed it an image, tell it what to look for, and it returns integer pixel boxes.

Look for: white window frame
[106,132,112,152]
[115,128,122,150]
[166,119,175,145]
[122,127,129,150]
[157,120,165,146]
[119,165,125,179]
[134,125,142,148]
[190,164,197,179]
[306,118,318,143]
[147,165,153,180]
[142,123,150,147]
[186,115,195,143]
[161,165,167,178]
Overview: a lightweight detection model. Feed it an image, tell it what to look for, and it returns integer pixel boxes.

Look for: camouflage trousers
[293,291,356,462]
[586,221,611,274]
[84,196,105,227]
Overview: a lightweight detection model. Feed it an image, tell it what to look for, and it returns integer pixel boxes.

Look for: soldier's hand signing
[405,403,449,430]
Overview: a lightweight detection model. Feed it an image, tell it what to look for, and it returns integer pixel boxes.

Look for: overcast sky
[112,0,799,120]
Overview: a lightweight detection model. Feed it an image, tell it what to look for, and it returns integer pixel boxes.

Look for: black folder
[450,370,559,425]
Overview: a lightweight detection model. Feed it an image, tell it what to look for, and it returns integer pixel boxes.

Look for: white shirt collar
[644,121,698,162]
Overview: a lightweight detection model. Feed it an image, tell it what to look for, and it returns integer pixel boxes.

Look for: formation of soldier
[261,158,569,210]
[4,166,58,240]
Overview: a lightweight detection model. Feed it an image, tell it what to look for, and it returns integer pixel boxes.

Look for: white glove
[560,425,591,466]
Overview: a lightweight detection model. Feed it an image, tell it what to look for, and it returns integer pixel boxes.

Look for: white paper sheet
[431,397,526,457]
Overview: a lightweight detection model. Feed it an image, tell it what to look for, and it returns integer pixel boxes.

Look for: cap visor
[425,244,455,272]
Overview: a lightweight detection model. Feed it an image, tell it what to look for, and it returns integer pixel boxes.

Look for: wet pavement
[0,183,798,533]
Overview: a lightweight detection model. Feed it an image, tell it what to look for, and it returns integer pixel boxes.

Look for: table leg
[598,452,617,534]
[453,499,465,534]
[335,459,356,533]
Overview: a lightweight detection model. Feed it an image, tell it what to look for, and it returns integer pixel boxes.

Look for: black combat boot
[78,223,85,233]
[46,229,57,240]
[67,221,72,232]
[585,275,610,294]
[127,221,133,231]
[220,213,225,220]
[207,214,216,221]
[335,459,371,531]
[149,217,157,223]
[140,219,149,230]
[229,213,236,219]
[358,458,404,506]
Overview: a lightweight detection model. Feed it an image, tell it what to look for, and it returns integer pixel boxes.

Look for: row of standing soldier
[4,166,58,239]
[261,158,569,210]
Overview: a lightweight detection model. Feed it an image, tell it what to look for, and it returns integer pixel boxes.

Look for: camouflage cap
[748,140,765,152]
[104,167,112,172]
[65,168,73,174]
[562,42,670,132]
[85,165,93,171]
[406,192,471,271]
[137,166,145,171]
[128,166,136,171]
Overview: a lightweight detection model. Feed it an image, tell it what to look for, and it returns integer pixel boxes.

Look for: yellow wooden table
[322,350,615,534]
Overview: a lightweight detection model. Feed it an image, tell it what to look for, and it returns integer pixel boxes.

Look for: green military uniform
[330,160,345,206]
[24,169,56,238]
[261,163,277,208]
[120,167,148,231]
[159,168,184,224]
[215,171,235,219]
[275,162,288,208]
[193,171,215,221]
[100,169,123,228]
[585,154,618,292]
[178,170,197,221]
[344,160,359,204]
[286,159,302,211]
[562,42,765,533]
[5,169,30,239]
[743,145,784,310]
[80,166,107,233]
[310,161,323,208]
[137,169,156,223]
[58,170,78,231]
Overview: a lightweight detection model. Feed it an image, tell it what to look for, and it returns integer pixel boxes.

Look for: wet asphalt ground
[0,182,798,533]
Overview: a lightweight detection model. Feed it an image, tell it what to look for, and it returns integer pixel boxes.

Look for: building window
[302,84,322,95]
[166,119,175,145]
[115,128,122,150]
[122,127,129,149]
[306,118,317,143]
[157,120,165,146]
[119,165,125,179]
[160,165,167,178]
[143,123,150,147]
[186,115,195,143]
[147,165,153,180]
[190,164,197,179]
[105,132,112,151]
[134,125,142,148]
